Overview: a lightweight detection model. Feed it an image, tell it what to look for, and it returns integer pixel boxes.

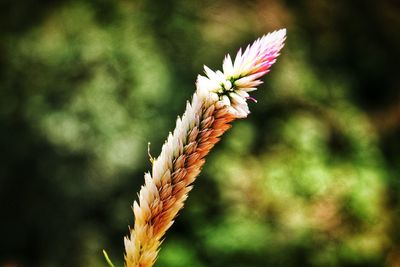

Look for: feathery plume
[124,29,286,267]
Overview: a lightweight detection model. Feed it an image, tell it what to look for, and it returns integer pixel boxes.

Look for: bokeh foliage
[0,0,399,266]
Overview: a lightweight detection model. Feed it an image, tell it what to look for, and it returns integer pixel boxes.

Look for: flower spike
[124,29,286,267]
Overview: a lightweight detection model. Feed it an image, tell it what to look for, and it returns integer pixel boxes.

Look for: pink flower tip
[197,29,286,119]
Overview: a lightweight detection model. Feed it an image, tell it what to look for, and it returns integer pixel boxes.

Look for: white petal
[210,92,219,102]
[221,95,231,106]
[229,92,246,105]
[223,80,232,90]
[234,103,250,118]
[241,87,257,92]
[236,90,249,98]
[204,65,219,80]
[222,54,234,77]
[233,48,243,71]
[227,106,238,116]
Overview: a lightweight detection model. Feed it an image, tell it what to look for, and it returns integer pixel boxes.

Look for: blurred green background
[1,0,399,266]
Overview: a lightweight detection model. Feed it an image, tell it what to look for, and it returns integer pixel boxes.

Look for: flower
[123,29,286,267]
[196,29,286,118]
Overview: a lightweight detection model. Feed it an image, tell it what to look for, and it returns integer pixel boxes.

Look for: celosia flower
[123,29,286,267]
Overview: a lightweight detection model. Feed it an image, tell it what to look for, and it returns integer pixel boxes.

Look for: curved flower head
[123,29,286,267]
[197,29,286,118]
